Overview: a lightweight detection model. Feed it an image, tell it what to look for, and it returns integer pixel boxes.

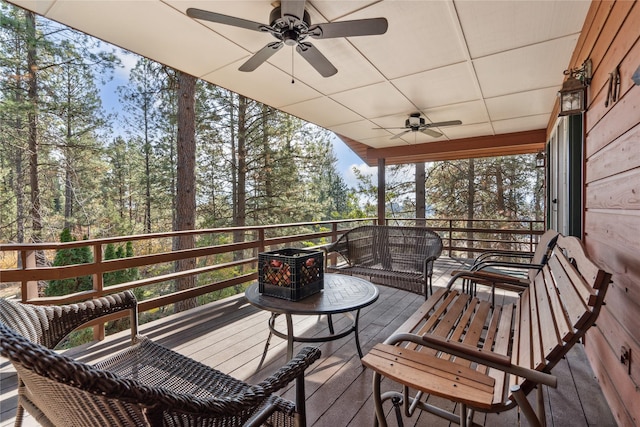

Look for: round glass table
[245,273,379,367]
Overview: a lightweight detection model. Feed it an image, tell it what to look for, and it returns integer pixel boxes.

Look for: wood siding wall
[571,2,640,426]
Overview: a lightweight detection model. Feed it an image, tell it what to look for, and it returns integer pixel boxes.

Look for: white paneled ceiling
[7,0,591,159]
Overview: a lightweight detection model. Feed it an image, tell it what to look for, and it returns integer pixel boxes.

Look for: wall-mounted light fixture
[558,59,592,116]
[535,151,546,169]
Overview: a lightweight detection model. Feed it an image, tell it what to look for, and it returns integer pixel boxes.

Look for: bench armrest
[384,332,557,388]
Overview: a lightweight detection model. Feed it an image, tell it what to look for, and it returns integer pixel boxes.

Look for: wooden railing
[385,218,545,257]
[0,217,543,334]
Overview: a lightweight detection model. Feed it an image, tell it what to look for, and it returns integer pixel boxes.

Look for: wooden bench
[322,225,443,297]
[361,235,611,427]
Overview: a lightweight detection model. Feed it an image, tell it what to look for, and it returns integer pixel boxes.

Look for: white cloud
[344,163,377,189]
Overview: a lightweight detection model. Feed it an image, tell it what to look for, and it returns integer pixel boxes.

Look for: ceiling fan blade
[309,18,388,39]
[239,42,283,72]
[296,43,337,77]
[421,128,443,138]
[372,127,408,130]
[186,8,266,32]
[390,130,411,140]
[280,0,306,21]
[426,120,462,128]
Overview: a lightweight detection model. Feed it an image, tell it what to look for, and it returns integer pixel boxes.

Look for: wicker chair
[0,291,321,427]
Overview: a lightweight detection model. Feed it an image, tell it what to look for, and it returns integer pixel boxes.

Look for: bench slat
[364,344,495,409]
[447,298,479,364]
[528,273,545,371]
[405,290,464,352]
[547,255,591,330]
[457,300,491,366]
[394,287,448,334]
[541,267,574,343]
[533,271,564,362]
[556,248,598,307]
[558,235,606,289]
[509,288,529,392]
[484,303,513,404]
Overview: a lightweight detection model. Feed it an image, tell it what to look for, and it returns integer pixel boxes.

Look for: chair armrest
[447,270,530,293]
[473,251,533,266]
[450,270,530,287]
[471,260,543,272]
[36,291,138,348]
[256,346,321,394]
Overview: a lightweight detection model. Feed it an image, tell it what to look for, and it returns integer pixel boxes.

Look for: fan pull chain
[291,47,295,84]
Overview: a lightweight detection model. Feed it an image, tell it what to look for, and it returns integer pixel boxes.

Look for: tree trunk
[466,158,475,258]
[233,95,247,263]
[14,56,25,245]
[495,163,506,216]
[173,71,197,312]
[26,11,41,246]
[144,103,152,234]
[415,162,426,227]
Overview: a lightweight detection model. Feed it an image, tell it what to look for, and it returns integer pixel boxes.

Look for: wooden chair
[0,291,321,427]
[454,229,559,307]
[362,235,611,427]
[459,228,559,286]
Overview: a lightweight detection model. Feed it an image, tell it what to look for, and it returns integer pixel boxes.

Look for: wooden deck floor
[1,258,617,427]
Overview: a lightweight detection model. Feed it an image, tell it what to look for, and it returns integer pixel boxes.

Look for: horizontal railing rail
[0,217,543,338]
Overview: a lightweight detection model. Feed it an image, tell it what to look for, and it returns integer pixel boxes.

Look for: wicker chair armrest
[49,290,138,347]
[1,291,138,349]
[321,240,351,267]
[257,346,321,394]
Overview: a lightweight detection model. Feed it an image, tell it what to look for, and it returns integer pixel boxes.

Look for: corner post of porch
[377,158,386,225]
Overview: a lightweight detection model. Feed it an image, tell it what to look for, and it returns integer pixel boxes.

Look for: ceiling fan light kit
[187,1,388,77]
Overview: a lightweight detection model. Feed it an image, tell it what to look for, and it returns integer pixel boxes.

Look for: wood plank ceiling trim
[338,129,547,166]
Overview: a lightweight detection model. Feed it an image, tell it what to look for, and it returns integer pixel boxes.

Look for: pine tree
[45,228,93,296]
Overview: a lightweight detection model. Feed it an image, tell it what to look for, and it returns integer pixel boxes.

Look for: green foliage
[103,241,138,287]
[45,229,94,296]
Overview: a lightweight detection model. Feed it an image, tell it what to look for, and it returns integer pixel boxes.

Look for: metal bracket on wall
[605,66,621,107]
[621,345,631,375]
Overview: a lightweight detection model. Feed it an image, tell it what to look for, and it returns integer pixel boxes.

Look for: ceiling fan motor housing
[406,114,425,129]
[270,6,311,28]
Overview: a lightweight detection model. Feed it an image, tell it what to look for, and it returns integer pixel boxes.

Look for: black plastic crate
[258,248,324,301]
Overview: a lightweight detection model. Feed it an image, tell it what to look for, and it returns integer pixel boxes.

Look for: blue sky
[99,48,371,189]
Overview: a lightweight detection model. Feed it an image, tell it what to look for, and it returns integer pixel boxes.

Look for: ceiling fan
[374,113,462,140]
[186,1,388,77]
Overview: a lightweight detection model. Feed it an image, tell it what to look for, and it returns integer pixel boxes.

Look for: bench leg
[510,384,543,427]
[372,371,388,427]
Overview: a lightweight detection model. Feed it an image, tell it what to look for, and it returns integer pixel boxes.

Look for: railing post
[328,223,339,267]
[530,221,535,253]
[21,249,38,303]
[448,220,453,257]
[93,242,105,341]
[259,229,265,253]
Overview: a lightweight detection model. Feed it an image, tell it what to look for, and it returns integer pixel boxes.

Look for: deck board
[1,257,616,427]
